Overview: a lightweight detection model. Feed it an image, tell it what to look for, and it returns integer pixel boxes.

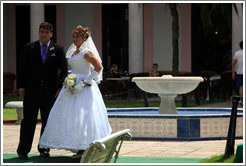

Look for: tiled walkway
[3,124,243,159]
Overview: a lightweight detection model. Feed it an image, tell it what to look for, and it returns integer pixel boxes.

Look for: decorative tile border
[108,108,243,141]
[109,118,177,138]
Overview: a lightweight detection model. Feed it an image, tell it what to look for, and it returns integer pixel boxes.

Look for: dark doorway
[45,5,56,43]
[102,4,129,73]
[16,5,57,87]
[16,5,30,88]
[191,4,232,74]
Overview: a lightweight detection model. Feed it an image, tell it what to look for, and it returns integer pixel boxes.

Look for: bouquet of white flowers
[63,73,85,94]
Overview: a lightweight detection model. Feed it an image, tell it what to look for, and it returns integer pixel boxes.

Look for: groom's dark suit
[17,40,68,155]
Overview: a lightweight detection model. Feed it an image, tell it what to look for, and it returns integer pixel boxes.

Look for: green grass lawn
[3,108,20,121]
[105,99,222,108]
[3,108,42,121]
[200,154,236,163]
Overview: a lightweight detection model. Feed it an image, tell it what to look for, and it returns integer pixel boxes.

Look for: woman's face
[152,65,158,70]
[72,33,84,48]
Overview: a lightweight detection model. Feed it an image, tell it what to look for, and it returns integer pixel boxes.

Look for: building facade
[3,3,243,92]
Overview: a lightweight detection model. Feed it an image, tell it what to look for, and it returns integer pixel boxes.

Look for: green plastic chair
[80,129,132,163]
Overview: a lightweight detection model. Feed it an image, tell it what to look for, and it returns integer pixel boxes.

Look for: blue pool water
[107,108,243,115]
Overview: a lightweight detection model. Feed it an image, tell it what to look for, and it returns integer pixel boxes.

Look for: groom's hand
[82,81,91,86]
[55,89,61,97]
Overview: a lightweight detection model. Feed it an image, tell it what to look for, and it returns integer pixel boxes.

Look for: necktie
[42,44,47,64]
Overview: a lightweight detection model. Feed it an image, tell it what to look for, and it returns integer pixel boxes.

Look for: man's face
[39,28,53,44]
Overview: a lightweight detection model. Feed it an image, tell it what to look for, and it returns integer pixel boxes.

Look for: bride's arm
[83,51,102,85]
[83,51,102,73]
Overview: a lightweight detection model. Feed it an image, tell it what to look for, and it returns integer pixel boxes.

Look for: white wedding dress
[39,48,112,152]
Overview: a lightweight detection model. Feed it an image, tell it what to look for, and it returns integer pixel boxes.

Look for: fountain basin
[132,76,204,114]
[107,108,243,141]
[132,76,204,94]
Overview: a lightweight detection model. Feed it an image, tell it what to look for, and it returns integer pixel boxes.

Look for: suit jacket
[18,40,68,97]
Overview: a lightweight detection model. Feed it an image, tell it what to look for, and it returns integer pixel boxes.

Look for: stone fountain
[132,75,204,114]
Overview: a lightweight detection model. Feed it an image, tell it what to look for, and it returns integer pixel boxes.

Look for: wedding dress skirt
[39,74,112,152]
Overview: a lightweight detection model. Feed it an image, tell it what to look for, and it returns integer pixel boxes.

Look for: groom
[17,22,68,160]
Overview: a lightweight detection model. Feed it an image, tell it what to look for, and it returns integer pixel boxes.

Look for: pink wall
[93,4,102,58]
[6,4,16,75]
[143,4,153,73]
[181,4,191,72]
[6,4,17,90]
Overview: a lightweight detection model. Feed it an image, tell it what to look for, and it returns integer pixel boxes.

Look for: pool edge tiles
[107,108,243,141]
[109,117,177,138]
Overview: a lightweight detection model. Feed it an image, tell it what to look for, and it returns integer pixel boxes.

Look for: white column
[129,4,143,74]
[30,3,45,42]
[232,4,243,56]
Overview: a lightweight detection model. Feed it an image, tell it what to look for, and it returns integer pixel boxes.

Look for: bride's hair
[72,25,91,40]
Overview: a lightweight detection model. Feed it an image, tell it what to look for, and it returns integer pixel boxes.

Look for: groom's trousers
[17,85,56,155]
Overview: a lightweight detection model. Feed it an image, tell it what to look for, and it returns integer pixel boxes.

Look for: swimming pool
[107,107,243,141]
[108,108,243,115]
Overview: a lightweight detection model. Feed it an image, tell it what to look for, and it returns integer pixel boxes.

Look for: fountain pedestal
[132,75,204,114]
[159,94,177,114]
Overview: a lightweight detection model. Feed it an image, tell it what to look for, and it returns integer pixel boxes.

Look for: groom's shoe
[40,151,50,158]
[18,153,28,160]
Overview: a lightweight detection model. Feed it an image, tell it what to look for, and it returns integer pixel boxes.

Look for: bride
[39,25,112,158]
